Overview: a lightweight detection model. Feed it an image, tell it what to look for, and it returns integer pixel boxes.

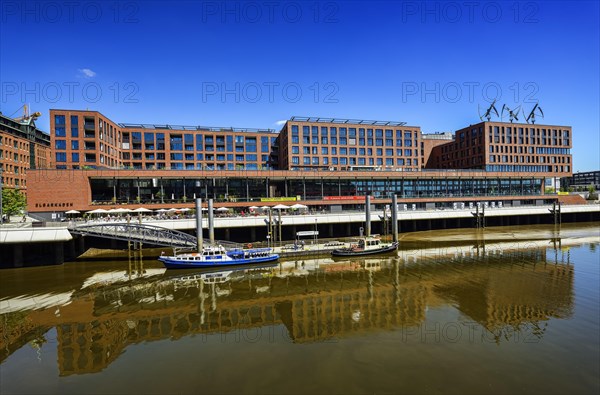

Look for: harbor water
[1,223,599,394]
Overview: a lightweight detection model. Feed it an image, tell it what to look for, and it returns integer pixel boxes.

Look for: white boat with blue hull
[158,244,279,269]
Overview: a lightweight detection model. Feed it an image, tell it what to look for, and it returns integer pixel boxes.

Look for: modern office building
[25,108,576,217]
[50,110,278,171]
[0,111,51,191]
[561,170,600,191]
[277,117,422,171]
[427,121,572,177]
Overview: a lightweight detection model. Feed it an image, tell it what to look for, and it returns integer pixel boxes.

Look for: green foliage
[1,188,27,216]
[588,184,598,200]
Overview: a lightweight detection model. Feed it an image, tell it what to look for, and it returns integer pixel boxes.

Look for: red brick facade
[426,121,573,177]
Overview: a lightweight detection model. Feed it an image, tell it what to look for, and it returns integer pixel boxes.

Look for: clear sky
[1,0,598,171]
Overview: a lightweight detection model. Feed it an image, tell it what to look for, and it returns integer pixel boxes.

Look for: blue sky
[1,0,598,171]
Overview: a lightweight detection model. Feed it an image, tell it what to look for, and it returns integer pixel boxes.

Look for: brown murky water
[1,223,599,394]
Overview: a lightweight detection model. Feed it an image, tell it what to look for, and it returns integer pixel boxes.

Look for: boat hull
[331,242,398,257]
[159,254,279,269]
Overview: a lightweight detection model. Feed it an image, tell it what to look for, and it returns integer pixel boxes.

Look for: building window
[56,152,67,162]
[55,140,66,150]
[72,153,79,162]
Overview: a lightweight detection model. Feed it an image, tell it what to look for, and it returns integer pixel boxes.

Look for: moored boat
[158,244,279,269]
[331,235,398,257]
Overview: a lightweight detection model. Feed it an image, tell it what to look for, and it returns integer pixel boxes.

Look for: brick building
[426,121,572,177]
[0,112,51,191]
[50,110,278,171]
[277,117,422,171]
[25,109,576,218]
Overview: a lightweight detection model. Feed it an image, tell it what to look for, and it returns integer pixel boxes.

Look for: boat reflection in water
[0,225,595,385]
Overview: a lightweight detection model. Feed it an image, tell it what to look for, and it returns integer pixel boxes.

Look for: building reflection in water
[0,238,581,376]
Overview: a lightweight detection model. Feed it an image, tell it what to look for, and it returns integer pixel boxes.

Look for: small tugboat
[331,235,398,257]
[158,244,279,269]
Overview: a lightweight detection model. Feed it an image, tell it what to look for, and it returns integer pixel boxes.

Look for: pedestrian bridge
[69,223,199,248]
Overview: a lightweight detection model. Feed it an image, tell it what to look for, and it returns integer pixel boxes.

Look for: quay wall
[1,204,598,268]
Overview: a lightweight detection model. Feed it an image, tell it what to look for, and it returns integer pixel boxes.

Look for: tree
[2,188,27,217]
[588,184,598,200]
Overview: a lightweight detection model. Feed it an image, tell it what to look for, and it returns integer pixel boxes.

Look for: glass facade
[88,176,543,204]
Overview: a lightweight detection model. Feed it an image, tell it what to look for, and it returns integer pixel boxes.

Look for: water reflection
[0,229,595,378]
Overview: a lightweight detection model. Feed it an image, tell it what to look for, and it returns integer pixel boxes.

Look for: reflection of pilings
[550,202,562,226]
[472,205,486,228]
[210,283,217,312]
[393,259,401,305]
[198,279,205,325]
[367,270,374,302]
[208,199,215,243]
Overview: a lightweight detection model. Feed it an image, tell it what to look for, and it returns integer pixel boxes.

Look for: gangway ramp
[69,223,199,248]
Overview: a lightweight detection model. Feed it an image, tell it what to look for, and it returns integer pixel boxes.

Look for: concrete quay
[0,203,598,268]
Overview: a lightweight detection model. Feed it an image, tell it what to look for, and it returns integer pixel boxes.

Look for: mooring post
[558,202,562,225]
[268,208,272,248]
[391,194,398,243]
[482,205,486,228]
[208,199,215,244]
[195,198,203,252]
[365,195,371,236]
[278,209,282,244]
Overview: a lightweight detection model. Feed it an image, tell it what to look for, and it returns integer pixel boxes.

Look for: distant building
[0,111,51,191]
[561,171,600,191]
[420,132,454,169]
[426,121,573,178]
